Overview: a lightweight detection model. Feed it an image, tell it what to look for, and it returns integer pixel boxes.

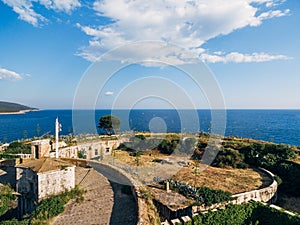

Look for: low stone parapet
[231,167,277,205]
[191,167,278,214]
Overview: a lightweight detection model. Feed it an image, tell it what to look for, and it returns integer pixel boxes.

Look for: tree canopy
[98,115,121,135]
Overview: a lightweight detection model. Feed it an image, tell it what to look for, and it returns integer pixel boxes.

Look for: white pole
[55,117,59,158]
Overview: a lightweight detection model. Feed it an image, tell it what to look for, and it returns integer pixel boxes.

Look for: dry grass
[113,150,272,194]
[114,149,169,167]
[293,155,300,164]
[172,164,272,194]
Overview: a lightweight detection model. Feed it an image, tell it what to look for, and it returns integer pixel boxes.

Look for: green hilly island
[0,101,36,113]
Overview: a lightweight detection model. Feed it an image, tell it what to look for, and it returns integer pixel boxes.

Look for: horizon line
[38,108,300,110]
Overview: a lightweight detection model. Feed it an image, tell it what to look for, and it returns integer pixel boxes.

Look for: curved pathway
[51,167,114,225]
[51,163,138,225]
[89,161,138,225]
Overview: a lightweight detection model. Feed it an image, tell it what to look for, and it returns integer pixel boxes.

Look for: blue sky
[0,0,299,109]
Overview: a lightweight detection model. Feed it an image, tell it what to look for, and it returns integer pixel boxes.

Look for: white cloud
[200,52,291,63]
[0,68,23,81]
[258,9,290,20]
[2,0,47,26]
[2,0,80,26]
[39,0,81,13]
[104,91,114,96]
[247,0,286,8]
[76,0,290,64]
[76,41,200,65]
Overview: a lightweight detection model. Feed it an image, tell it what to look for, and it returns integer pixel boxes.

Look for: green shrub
[192,202,300,225]
[213,147,247,169]
[158,139,179,155]
[31,196,65,220]
[5,142,31,154]
[168,180,233,206]
[0,219,30,225]
[274,175,282,186]
[0,185,16,216]
[216,138,299,197]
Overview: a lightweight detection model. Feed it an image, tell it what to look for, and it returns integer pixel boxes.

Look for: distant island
[0,101,37,114]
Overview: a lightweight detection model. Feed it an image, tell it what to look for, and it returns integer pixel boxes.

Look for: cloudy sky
[0,0,299,109]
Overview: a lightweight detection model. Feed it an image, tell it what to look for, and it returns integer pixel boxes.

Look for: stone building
[31,139,67,159]
[16,158,75,216]
[59,139,121,159]
[31,139,51,159]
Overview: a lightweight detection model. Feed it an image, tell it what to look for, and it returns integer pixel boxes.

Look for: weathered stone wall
[58,145,79,159]
[31,139,51,158]
[59,140,121,159]
[16,167,38,195]
[16,167,38,216]
[153,199,193,221]
[37,166,75,199]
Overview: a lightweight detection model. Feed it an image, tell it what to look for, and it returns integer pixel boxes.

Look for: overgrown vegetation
[0,186,85,225]
[0,219,30,225]
[5,142,31,154]
[212,147,248,169]
[119,134,196,156]
[166,179,233,207]
[0,141,31,159]
[0,185,16,217]
[119,134,162,152]
[30,196,65,224]
[195,134,299,197]
[139,187,161,225]
[192,202,300,225]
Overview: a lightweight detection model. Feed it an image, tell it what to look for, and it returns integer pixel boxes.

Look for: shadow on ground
[109,181,138,225]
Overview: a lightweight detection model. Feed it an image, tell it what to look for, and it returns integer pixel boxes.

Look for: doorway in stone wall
[34,145,39,159]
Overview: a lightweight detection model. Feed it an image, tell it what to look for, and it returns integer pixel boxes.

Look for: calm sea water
[0,110,300,146]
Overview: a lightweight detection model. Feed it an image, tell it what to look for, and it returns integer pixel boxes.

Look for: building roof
[31,139,50,145]
[16,158,75,173]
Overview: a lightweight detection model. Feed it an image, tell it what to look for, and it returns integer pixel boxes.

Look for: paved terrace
[51,166,137,225]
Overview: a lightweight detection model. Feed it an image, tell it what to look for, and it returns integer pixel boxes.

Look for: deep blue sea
[0,110,300,146]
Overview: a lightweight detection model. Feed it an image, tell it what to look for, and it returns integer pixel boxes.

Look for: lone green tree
[98,115,121,135]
